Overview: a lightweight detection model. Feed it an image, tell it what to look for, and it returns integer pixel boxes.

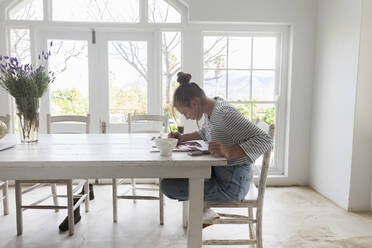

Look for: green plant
[0,45,55,142]
[0,50,55,99]
[236,103,275,125]
[262,107,275,124]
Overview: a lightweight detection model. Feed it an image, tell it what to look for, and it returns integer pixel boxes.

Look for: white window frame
[200,27,289,175]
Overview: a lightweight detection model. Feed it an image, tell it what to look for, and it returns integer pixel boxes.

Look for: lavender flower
[0,45,56,99]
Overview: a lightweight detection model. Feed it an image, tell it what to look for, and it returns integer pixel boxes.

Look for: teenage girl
[161,72,272,206]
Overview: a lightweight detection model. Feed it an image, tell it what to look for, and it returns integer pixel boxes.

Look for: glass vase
[15,97,40,143]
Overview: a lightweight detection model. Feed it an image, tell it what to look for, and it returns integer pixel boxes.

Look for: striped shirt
[197,97,273,166]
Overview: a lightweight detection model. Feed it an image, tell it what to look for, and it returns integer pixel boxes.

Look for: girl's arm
[169,131,201,144]
[180,131,202,142]
[222,107,273,162]
[208,142,246,159]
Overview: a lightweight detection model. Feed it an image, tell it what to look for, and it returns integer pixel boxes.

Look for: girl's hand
[208,141,229,158]
[168,131,182,145]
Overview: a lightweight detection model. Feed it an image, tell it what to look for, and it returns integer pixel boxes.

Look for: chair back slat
[256,123,275,213]
[47,114,91,134]
[0,114,11,134]
[127,113,169,134]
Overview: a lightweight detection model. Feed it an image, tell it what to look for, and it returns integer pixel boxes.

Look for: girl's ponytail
[177,72,192,86]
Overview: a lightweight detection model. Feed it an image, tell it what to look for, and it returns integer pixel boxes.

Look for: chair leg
[131,178,136,203]
[159,190,164,225]
[112,178,118,223]
[67,180,74,236]
[15,181,23,235]
[248,207,255,239]
[2,181,9,215]
[51,184,59,213]
[256,214,262,248]
[84,179,89,213]
[182,201,188,228]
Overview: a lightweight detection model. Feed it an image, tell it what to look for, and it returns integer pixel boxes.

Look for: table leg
[67,181,74,236]
[15,181,22,235]
[187,178,204,248]
[3,180,9,215]
[113,178,118,222]
[183,201,188,228]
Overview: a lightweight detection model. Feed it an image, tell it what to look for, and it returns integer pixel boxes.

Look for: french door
[38,30,93,133]
[38,30,158,134]
[96,31,157,133]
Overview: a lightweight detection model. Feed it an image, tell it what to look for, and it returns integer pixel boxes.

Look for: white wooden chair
[112,113,168,225]
[201,123,275,247]
[0,114,10,216]
[15,114,91,235]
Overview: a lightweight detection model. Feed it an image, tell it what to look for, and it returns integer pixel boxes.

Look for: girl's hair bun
[177,72,192,86]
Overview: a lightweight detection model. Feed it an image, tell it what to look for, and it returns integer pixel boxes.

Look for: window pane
[148,0,181,23]
[53,0,139,22]
[252,70,275,101]
[9,29,31,65]
[228,37,252,69]
[49,40,89,116]
[233,103,276,125]
[253,37,276,69]
[227,70,250,101]
[109,41,147,123]
[8,0,43,20]
[203,70,226,99]
[253,104,276,125]
[161,32,181,129]
[203,36,227,69]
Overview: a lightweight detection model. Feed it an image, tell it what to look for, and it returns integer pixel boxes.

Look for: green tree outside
[51,88,88,115]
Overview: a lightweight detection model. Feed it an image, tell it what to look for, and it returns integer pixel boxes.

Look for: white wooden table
[0,134,227,248]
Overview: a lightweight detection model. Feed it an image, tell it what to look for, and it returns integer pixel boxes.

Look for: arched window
[52,0,140,23]
[148,0,181,23]
[8,0,43,20]
[5,0,184,23]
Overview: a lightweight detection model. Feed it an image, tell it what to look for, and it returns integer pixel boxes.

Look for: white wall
[310,0,362,209]
[349,0,372,211]
[188,0,317,185]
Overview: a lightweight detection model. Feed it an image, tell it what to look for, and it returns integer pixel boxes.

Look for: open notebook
[150,139,209,153]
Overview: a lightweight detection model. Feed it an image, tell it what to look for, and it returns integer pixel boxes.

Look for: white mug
[155,138,177,156]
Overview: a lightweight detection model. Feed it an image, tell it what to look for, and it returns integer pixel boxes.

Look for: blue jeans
[160,163,251,202]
